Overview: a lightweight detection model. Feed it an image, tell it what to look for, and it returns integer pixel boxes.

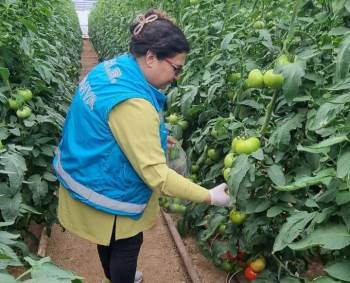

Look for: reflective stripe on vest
[54,148,147,214]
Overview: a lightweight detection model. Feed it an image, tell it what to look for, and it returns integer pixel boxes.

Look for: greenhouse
[1,0,350,282]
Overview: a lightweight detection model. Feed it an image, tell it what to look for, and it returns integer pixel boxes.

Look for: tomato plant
[90,0,350,281]
[0,0,82,279]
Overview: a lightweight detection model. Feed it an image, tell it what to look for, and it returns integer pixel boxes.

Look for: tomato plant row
[89,0,350,282]
[0,0,83,281]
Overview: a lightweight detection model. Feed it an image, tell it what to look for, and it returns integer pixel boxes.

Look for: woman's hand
[208,183,230,207]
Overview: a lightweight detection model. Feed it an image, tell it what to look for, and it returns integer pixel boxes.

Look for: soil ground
[45,39,228,283]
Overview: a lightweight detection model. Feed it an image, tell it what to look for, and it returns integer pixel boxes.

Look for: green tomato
[211,128,218,138]
[165,113,178,124]
[228,72,241,83]
[211,126,227,138]
[223,167,230,181]
[231,137,240,152]
[246,69,264,88]
[229,210,247,225]
[177,120,188,130]
[8,98,21,110]
[226,91,236,99]
[191,164,199,173]
[162,200,170,209]
[234,137,260,154]
[189,174,198,182]
[221,260,235,272]
[207,148,220,161]
[17,89,33,102]
[169,203,186,214]
[224,153,235,168]
[253,20,265,29]
[276,54,291,65]
[263,70,284,88]
[16,106,32,119]
[218,223,226,234]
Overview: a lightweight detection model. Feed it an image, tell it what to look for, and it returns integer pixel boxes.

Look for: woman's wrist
[205,191,211,204]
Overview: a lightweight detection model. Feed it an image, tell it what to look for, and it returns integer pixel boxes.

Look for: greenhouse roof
[74,0,96,11]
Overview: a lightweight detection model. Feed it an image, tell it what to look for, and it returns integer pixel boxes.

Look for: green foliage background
[0,0,82,280]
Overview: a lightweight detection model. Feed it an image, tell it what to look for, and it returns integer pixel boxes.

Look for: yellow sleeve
[108,98,210,203]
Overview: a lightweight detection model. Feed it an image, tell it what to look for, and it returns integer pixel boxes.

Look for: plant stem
[260,89,279,134]
[272,254,300,279]
[16,268,32,280]
[282,0,303,53]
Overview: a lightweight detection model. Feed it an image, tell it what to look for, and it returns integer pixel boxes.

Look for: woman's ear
[145,50,158,68]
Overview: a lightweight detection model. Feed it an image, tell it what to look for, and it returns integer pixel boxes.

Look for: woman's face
[144,52,186,90]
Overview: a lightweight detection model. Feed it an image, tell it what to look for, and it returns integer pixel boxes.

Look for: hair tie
[133,14,158,36]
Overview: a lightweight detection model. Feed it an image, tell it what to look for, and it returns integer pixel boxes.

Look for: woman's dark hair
[129,9,190,59]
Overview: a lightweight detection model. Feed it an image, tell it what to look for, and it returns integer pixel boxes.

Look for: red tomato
[244,266,257,281]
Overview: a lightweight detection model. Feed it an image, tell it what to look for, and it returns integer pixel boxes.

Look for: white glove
[209,183,230,207]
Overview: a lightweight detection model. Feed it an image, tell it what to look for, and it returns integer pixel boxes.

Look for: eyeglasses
[163,58,183,76]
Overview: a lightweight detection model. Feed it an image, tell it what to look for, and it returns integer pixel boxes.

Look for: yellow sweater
[57,98,209,245]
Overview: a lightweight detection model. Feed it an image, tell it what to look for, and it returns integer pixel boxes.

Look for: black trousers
[97,221,143,283]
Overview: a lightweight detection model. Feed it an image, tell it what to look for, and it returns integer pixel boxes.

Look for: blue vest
[53,54,168,220]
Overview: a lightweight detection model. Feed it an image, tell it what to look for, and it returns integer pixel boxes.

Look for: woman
[53,9,230,283]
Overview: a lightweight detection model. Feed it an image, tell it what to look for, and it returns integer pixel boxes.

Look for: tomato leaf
[280,277,302,283]
[269,113,304,149]
[199,214,225,241]
[228,155,250,199]
[26,256,84,281]
[275,169,335,191]
[309,93,350,131]
[245,199,271,213]
[279,61,305,101]
[0,192,21,222]
[27,174,48,206]
[273,211,317,253]
[312,276,342,283]
[329,26,350,36]
[337,149,350,178]
[335,34,350,81]
[297,135,349,154]
[332,0,347,15]
[0,152,27,189]
[0,274,17,283]
[0,67,10,89]
[288,224,350,251]
[340,204,350,231]
[220,32,234,50]
[267,164,286,186]
[180,86,198,118]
